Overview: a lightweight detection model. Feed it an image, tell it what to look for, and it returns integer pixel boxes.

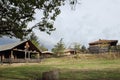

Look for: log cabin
[0,40,41,63]
[88,39,118,53]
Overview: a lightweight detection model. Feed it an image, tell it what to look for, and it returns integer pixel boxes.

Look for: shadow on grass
[1,67,119,80]
[59,68,120,80]
[0,65,53,80]
[0,58,120,80]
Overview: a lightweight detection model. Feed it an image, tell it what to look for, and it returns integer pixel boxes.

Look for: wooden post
[1,55,4,63]
[0,55,1,62]
[42,70,59,80]
[10,50,14,63]
[11,50,14,59]
[24,42,30,62]
[0,55,3,64]
[2,55,4,60]
[25,50,27,60]
[28,52,30,59]
[37,53,40,59]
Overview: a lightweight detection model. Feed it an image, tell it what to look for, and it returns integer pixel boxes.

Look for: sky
[1,0,120,50]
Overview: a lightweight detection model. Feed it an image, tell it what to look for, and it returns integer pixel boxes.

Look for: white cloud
[1,0,120,50]
[48,0,120,48]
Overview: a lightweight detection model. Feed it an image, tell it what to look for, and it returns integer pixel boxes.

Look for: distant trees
[29,32,40,48]
[28,32,48,51]
[81,45,87,53]
[69,43,87,53]
[73,43,81,53]
[39,45,48,51]
[52,38,65,55]
[52,41,87,56]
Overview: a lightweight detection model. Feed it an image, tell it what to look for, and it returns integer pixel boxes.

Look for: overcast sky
[1,0,120,50]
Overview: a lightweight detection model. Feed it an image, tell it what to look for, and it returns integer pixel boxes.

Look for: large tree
[0,0,79,39]
[0,0,65,39]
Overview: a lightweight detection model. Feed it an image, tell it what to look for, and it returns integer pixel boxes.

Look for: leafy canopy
[0,0,64,39]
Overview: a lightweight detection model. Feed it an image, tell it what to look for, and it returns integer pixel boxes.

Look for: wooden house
[64,48,76,55]
[88,39,118,53]
[41,51,54,58]
[0,40,41,63]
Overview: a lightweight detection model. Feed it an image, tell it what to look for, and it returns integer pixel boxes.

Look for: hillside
[0,53,120,80]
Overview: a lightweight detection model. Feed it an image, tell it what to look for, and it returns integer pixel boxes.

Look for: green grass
[0,56,120,80]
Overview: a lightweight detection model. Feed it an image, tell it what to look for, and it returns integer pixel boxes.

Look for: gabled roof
[64,48,75,52]
[89,39,118,45]
[42,51,53,54]
[0,40,27,51]
[0,40,41,53]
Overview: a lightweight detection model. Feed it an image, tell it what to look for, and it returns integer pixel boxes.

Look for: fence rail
[1,58,41,63]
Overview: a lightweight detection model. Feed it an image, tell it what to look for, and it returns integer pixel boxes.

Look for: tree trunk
[42,70,59,80]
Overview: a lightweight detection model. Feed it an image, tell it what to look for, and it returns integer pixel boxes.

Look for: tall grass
[74,52,120,59]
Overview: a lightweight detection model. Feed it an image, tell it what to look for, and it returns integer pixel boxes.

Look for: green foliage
[116,45,120,52]
[73,43,81,53]
[29,32,40,48]
[39,45,48,51]
[28,32,48,51]
[52,38,65,55]
[0,0,65,39]
[71,43,87,53]
[69,0,78,10]
[0,58,120,80]
[81,45,87,53]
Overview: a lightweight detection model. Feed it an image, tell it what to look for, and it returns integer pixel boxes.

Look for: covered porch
[0,40,41,63]
[0,49,40,63]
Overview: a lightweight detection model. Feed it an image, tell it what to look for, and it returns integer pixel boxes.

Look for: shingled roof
[0,40,27,51]
[0,40,41,53]
[89,39,118,45]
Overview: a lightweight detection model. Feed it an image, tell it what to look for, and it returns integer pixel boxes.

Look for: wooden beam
[37,53,40,59]
[13,49,39,54]
[11,50,14,59]
[25,50,27,60]
[28,52,30,59]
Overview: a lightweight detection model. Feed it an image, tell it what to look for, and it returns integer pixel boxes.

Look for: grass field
[0,54,120,80]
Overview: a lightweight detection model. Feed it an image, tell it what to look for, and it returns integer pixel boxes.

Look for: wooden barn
[0,40,41,63]
[88,39,118,53]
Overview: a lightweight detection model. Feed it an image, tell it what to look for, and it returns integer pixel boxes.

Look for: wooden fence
[1,58,41,63]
